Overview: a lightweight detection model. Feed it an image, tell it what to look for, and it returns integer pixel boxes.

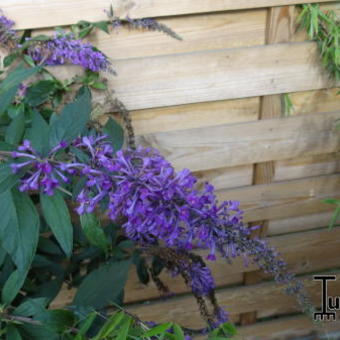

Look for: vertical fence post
[239,5,296,326]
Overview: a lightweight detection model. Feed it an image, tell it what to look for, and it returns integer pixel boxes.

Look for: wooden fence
[3,1,340,338]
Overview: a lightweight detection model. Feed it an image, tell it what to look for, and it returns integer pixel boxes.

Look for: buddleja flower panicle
[27,32,112,72]
[0,12,17,45]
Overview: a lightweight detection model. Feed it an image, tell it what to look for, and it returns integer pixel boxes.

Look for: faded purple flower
[0,12,16,45]
[27,32,112,72]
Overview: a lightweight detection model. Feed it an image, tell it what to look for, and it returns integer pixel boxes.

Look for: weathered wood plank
[237,314,340,339]
[128,97,260,136]
[2,0,338,30]
[291,88,340,115]
[220,174,340,223]
[275,153,340,182]
[51,227,340,308]
[138,111,340,172]
[48,42,339,110]
[268,211,334,235]
[128,270,340,329]
[89,10,266,59]
[194,165,253,191]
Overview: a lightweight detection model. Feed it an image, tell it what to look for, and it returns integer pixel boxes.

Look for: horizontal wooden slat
[3,0,338,30]
[129,97,259,135]
[51,227,340,308]
[220,174,340,223]
[275,153,340,182]
[89,10,266,59]
[138,111,340,172]
[128,270,340,329]
[268,211,334,235]
[194,165,253,191]
[237,314,340,340]
[291,88,340,115]
[50,42,339,110]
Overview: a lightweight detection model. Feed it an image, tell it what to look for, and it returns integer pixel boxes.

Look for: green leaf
[0,65,39,94]
[3,53,19,68]
[26,111,49,156]
[0,190,40,273]
[2,270,26,305]
[103,117,124,151]
[93,21,110,34]
[0,163,20,194]
[93,312,125,340]
[142,323,173,338]
[49,86,92,148]
[14,297,49,317]
[328,205,340,230]
[75,312,97,340]
[91,82,107,90]
[0,85,18,116]
[40,191,73,257]
[73,259,132,309]
[116,317,131,340]
[25,80,56,106]
[6,325,22,340]
[80,213,108,253]
[36,310,75,333]
[172,324,185,340]
[134,255,149,285]
[5,111,25,145]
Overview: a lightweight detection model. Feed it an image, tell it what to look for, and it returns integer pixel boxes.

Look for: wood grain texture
[219,174,340,223]
[237,314,340,340]
[291,87,340,115]
[129,97,260,136]
[51,227,340,308]
[275,153,340,182]
[89,10,266,59]
[128,270,340,329]
[268,211,334,235]
[2,0,338,30]
[48,42,339,111]
[137,111,340,172]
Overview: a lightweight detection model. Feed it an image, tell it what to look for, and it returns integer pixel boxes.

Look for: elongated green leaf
[26,111,49,156]
[40,191,73,257]
[73,259,131,309]
[328,205,340,230]
[2,270,27,305]
[172,324,185,340]
[5,111,25,145]
[0,85,19,116]
[142,323,173,338]
[0,65,39,93]
[14,297,49,317]
[75,312,97,340]
[80,213,108,253]
[25,80,55,106]
[116,317,131,340]
[0,190,40,273]
[0,163,20,194]
[103,117,124,151]
[6,325,22,340]
[93,312,125,340]
[49,86,91,148]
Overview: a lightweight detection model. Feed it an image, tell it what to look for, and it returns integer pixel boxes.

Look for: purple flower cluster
[0,12,16,45]
[11,134,313,320]
[27,33,111,72]
[11,140,69,195]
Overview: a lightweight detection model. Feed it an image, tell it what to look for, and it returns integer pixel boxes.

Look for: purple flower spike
[27,32,112,72]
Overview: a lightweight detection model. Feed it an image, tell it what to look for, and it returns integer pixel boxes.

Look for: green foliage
[324,198,340,230]
[298,4,340,80]
[0,10,234,340]
[40,191,74,257]
[73,259,131,309]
